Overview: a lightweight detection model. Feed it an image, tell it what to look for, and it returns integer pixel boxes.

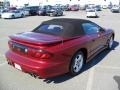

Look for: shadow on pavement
[43,41,119,84]
[114,76,120,90]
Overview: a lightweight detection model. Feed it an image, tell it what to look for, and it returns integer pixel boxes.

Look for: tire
[61,12,63,16]
[107,36,114,50]
[119,10,120,13]
[21,14,24,18]
[53,12,57,16]
[69,51,84,76]
[12,15,15,19]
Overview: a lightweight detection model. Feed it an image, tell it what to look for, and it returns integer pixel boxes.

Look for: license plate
[12,43,27,53]
[15,63,22,70]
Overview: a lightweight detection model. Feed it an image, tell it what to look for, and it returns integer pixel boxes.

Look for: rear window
[87,9,95,12]
[33,24,63,36]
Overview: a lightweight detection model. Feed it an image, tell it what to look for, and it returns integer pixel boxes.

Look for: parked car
[37,5,52,16]
[86,7,98,18]
[86,4,95,8]
[6,18,114,78]
[111,5,120,13]
[102,5,108,9]
[25,6,39,16]
[17,8,29,16]
[46,7,63,16]
[37,7,47,16]
[1,10,25,19]
[79,5,87,10]
[54,4,64,11]
[95,5,101,11]
[64,4,71,11]
[69,5,79,11]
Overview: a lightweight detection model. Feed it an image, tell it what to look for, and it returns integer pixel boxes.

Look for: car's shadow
[42,41,119,84]
[114,76,120,90]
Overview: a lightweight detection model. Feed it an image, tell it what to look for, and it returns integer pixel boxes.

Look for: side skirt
[86,46,107,63]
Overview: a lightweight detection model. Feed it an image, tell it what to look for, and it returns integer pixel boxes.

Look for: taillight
[27,48,52,59]
[8,40,52,59]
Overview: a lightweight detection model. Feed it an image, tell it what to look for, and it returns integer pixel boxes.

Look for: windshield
[88,10,95,12]
[33,24,63,36]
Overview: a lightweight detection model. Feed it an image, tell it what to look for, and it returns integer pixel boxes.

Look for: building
[0,0,10,8]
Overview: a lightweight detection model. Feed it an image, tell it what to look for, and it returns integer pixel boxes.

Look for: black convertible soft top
[34,18,92,37]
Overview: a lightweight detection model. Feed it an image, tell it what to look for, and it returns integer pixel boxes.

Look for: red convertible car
[6,18,114,78]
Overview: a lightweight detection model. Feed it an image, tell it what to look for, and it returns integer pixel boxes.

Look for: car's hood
[9,32,64,46]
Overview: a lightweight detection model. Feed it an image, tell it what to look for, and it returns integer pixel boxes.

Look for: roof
[42,18,91,24]
[35,18,92,37]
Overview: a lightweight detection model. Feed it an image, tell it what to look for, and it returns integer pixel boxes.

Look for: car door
[14,11,19,17]
[82,23,104,56]
[15,10,21,17]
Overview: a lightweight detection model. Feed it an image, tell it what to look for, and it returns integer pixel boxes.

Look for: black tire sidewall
[21,14,24,17]
[107,36,114,50]
[12,15,15,19]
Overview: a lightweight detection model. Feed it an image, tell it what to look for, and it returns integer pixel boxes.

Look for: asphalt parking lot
[0,9,120,90]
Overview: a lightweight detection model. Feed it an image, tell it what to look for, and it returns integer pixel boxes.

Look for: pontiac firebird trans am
[6,18,114,78]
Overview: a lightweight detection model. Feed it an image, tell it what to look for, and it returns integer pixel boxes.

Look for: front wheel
[21,14,24,18]
[69,51,84,76]
[107,36,114,50]
[12,15,15,19]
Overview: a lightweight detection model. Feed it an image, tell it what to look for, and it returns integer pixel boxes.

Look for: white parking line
[96,65,120,70]
[86,67,95,90]
[0,54,7,66]
[0,62,7,66]
[0,54,5,58]
[0,37,8,41]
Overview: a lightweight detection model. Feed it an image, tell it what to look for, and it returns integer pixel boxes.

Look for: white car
[1,10,25,19]
[17,8,29,16]
[111,5,120,13]
[86,8,98,18]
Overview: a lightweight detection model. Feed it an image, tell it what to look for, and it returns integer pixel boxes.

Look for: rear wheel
[69,51,84,76]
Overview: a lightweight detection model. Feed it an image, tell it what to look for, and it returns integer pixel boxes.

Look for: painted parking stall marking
[0,54,7,66]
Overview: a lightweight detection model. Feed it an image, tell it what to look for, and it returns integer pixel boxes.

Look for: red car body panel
[5,19,114,78]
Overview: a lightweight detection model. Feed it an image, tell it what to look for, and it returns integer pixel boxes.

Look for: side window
[15,11,20,13]
[82,23,100,35]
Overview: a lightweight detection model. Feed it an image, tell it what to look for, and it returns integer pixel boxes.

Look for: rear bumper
[111,9,120,12]
[46,12,55,16]
[5,50,68,78]
[86,13,97,17]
